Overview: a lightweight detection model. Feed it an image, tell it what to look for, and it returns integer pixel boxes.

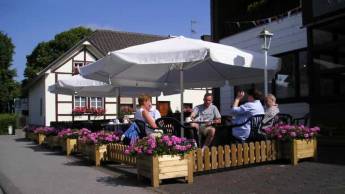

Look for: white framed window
[90,97,103,108]
[73,61,85,75]
[74,96,86,108]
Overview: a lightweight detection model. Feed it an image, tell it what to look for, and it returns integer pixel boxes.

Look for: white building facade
[28,30,206,126]
[219,13,310,118]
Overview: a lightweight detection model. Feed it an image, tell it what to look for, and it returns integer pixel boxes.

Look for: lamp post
[259,28,273,96]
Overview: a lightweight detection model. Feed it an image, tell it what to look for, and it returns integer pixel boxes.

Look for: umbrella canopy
[80,36,281,126]
[48,75,168,97]
[80,36,280,88]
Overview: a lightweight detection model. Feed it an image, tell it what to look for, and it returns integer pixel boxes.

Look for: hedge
[0,114,17,135]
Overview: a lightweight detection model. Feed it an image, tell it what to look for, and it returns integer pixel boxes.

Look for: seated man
[190,93,221,148]
[230,89,264,142]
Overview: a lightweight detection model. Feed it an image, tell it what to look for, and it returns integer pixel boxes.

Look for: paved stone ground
[0,130,157,194]
[1,130,345,194]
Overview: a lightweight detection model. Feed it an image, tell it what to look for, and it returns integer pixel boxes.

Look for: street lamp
[259,28,273,96]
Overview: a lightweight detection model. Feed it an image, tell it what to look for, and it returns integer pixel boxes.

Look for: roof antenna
[190,20,197,38]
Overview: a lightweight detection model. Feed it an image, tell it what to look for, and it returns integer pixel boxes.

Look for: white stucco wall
[219,13,307,55]
[45,73,56,126]
[218,13,309,116]
[158,89,207,112]
[28,76,45,126]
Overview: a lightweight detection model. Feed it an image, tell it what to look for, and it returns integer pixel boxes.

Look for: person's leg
[190,123,201,146]
[203,127,215,147]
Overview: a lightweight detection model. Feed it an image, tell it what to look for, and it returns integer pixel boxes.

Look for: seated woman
[122,94,160,144]
[134,94,161,134]
[261,94,280,130]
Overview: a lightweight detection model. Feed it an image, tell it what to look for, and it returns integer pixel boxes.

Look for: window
[73,62,85,75]
[276,53,296,98]
[299,51,309,96]
[90,97,103,108]
[74,96,86,108]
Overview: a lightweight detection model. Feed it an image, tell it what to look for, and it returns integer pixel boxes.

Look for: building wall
[28,76,45,126]
[158,90,207,112]
[44,72,56,126]
[218,13,310,116]
[219,13,307,55]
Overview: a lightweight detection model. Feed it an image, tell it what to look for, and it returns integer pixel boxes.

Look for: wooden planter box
[82,143,107,166]
[45,135,60,148]
[36,134,46,145]
[137,153,193,187]
[61,138,77,156]
[25,132,35,140]
[278,138,317,165]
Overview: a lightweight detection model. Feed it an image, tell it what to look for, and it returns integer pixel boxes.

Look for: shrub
[262,124,320,141]
[125,135,195,156]
[0,114,17,135]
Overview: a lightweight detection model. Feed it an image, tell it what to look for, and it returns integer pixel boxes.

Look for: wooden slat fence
[106,140,277,172]
[193,140,277,172]
[107,143,136,165]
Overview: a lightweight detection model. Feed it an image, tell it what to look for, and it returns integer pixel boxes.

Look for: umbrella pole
[179,64,184,137]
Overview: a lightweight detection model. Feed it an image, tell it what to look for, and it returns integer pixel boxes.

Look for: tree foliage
[23,26,93,85]
[0,31,19,113]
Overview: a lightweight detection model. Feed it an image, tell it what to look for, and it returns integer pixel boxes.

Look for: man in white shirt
[231,89,264,142]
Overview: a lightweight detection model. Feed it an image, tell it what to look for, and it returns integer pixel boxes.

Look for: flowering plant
[124,135,195,156]
[72,107,87,114]
[80,131,121,145]
[262,124,320,141]
[88,107,105,116]
[33,127,58,136]
[58,128,79,139]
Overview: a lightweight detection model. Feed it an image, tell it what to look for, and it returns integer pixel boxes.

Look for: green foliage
[247,0,267,12]
[0,114,17,134]
[23,26,93,86]
[0,31,20,113]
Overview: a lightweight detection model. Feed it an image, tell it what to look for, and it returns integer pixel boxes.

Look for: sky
[0,0,210,81]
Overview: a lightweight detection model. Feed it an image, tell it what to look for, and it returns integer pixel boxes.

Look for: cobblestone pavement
[1,130,345,194]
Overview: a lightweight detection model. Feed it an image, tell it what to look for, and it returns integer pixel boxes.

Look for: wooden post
[204,147,211,171]
[249,142,255,164]
[196,148,203,172]
[292,139,298,165]
[261,141,266,162]
[224,145,231,167]
[211,146,218,169]
[243,143,249,165]
[255,142,261,163]
[218,146,224,168]
[237,144,243,166]
[151,156,159,187]
[231,144,237,167]
[313,138,318,161]
[187,153,193,184]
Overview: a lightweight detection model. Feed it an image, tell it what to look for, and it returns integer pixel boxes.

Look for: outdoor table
[102,123,130,133]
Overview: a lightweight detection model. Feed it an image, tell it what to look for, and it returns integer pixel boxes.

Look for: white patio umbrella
[48,74,171,97]
[80,36,281,125]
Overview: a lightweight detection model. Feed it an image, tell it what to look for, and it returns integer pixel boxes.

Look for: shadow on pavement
[96,174,148,187]
[14,138,31,142]
[25,144,52,152]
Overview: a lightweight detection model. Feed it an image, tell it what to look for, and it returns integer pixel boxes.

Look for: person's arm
[142,109,158,128]
[232,91,244,108]
[211,106,222,125]
[190,106,199,121]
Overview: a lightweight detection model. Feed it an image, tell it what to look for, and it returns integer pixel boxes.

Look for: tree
[0,31,19,113]
[23,26,93,86]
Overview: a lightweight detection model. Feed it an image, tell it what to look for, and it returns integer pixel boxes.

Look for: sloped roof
[88,30,169,55]
[26,29,169,88]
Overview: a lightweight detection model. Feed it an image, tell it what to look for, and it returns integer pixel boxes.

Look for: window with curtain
[90,97,103,108]
[74,96,86,108]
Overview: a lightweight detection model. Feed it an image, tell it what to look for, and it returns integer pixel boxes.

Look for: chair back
[248,114,266,141]
[155,117,182,137]
[273,113,293,125]
[293,113,310,126]
[134,119,147,138]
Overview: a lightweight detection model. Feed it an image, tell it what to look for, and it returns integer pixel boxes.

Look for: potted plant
[125,135,195,187]
[58,128,79,155]
[263,124,320,165]
[43,127,59,148]
[78,130,120,166]
[33,127,49,145]
[72,107,86,115]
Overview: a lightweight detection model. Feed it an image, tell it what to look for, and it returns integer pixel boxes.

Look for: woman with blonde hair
[262,93,280,129]
[134,94,160,129]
